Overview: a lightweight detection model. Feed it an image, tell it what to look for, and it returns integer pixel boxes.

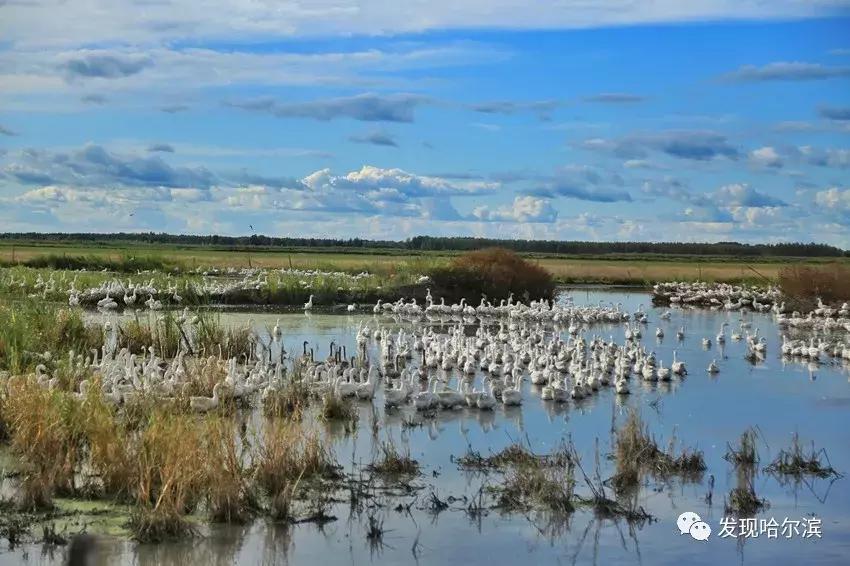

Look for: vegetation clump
[724,480,768,517]
[368,441,420,478]
[428,248,555,303]
[724,428,760,468]
[764,433,841,480]
[779,263,850,309]
[612,410,705,492]
[319,392,358,423]
[457,442,570,472]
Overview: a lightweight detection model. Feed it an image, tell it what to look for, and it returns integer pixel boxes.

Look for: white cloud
[472,196,557,223]
[2,1,836,48]
[749,146,783,168]
[814,187,850,211]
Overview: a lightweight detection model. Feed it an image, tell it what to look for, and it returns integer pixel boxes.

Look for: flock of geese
[2,268,378,311]
[8,287,849,418]
[652,281,782,311]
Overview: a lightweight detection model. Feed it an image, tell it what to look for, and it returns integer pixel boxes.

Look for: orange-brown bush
[779,263,850,309]
[428,248,555,303]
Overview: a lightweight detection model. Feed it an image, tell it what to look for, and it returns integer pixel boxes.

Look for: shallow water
[3,288,850,565]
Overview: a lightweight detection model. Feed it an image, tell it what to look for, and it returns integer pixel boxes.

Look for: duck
[190,383,222,413]
[413,378,439,411]
[501,375,522,406]
[476,382,497,410]
[384,377,409,408]
[716,322,728,344]
[671,350,686,375]
[707,359,719,374]
[655,327,664,338]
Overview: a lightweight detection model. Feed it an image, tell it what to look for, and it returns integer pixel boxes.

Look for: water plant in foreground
[764,433,841,480]
[611,410,705,492]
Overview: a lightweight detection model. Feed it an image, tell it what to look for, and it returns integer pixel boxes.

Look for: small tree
[428,248,555,303]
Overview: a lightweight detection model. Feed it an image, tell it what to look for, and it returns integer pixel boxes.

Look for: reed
[5,380,87,508]
[764,433,841,480]
[612,410,705,492]
[368,441,420,478]
[0,300,101,374]
[201,417,256,523]
[319,392,357,423]
[81,383,136,500]
[130,411,205,541]
[779,263,850,309]
[254,419,337,519]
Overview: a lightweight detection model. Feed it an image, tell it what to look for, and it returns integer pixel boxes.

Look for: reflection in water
[5,287,849,566]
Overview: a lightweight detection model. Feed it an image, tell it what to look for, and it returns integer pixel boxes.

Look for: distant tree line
[1,232,847,257]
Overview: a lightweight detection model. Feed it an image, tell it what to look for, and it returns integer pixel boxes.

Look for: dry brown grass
[764,433,841,480]
[612,410,705,492]
[130,411,206,541]
[254,419,337,518]
[368,441,419,478]
[82,383,136,499]
[779,263,850,309]
[201,417,256,523]
[5,379,87,508]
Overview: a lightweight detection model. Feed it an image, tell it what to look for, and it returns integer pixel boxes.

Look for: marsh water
[3,287,849,565]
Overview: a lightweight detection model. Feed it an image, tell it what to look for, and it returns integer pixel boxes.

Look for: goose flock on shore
[2,268,378,311]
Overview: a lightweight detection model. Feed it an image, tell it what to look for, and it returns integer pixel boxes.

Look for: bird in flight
[249,224,254,231]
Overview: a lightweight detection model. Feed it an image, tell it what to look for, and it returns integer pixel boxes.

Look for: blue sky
[1,2,849,245]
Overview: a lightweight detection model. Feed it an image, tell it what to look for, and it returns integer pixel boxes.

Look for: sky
[1,1,849,246]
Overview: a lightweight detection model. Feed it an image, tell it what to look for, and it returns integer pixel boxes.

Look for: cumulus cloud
[579,130,739,161]
[814,187,850,211]
[60,52,154,79]
[227,93,429,122]
[714,183,787,207]
[819,105,850,120]
[306,165,497,198]
[472,196,557,223]
[749,146,783,168]
[722,62,850,82]
[582,93,645,103]
[348,130,398,147]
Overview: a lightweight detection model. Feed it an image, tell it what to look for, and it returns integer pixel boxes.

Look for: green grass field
[1,240,846,284]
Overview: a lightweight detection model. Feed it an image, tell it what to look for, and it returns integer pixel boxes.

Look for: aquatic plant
[5,380,87,508]
[724,428,760,469]
[319,392,357,423]
[764,433,841,480]
[254,419,337,519]
[130,411,205,541]
[201,417,256,523]
[612,410,705,492]
[368,441,420,478]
